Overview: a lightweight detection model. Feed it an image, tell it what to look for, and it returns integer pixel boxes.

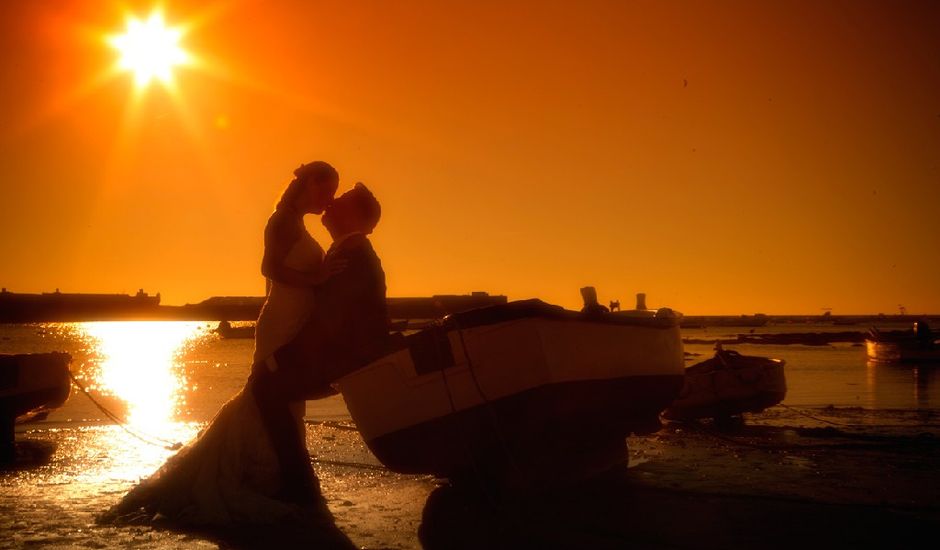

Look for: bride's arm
[260,212,322,288]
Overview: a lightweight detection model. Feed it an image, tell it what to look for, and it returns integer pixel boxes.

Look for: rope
[432,324,499,490]
[428,319,525,520]
[674,420,788,450]
[67,370,182,451]
[778,403,940,429]
[672,409,939,451]
[68,372,412,473]
[303,419,359,431]
[778,404,854,426]
[451,318,522,476]
[676,419,902,451]
[310,457,388,472]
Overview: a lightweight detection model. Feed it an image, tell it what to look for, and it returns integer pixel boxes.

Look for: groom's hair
[347,182,381,233]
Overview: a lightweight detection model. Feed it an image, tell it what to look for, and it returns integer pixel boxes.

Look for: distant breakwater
[682,329,924,347]
[0,291,507,323]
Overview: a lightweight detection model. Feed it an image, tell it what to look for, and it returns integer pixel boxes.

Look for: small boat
[214,320,255,339]
[866,322,940,363]
[663,348,786,421]
[1,352,72,461]
[337,299,685,480]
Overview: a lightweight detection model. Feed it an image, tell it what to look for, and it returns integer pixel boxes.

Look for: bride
[100,162,352,542]
[255,161,343,367]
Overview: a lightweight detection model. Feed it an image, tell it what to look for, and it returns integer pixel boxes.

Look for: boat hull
[0,353,72,418]
[866,340,940,363]
[337,301,685,478]
[366,374,682,477]
[1,352,72,462]
[664,352,786,420]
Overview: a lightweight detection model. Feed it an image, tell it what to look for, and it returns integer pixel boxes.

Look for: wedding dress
[100,229,334,531]
[254,230,323,365]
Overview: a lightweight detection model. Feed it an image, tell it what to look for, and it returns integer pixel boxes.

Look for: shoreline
[3,406,939,549]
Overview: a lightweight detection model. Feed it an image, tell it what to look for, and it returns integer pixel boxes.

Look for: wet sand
[3,406,939,549]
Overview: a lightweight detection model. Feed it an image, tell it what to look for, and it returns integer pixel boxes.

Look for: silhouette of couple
[102,162,389,546]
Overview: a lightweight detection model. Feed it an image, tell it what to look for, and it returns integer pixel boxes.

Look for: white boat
[866,341,940,363]
[663,348,786,421]
[1,352,72,461]
[866,322,940,363]
[336,300,685,480]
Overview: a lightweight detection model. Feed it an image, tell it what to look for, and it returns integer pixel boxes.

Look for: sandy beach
[4,405,939,549]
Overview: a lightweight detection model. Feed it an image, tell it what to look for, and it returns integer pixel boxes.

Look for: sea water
[681,322,940,410]
[2,320,937,429]
[0,321,421,549]
[1,320,937,548]
[0,321,349,428]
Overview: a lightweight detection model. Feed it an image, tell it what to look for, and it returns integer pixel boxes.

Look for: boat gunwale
[342,314,683,387]
[436,298,680,333]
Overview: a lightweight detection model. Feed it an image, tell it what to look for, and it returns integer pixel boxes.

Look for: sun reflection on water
[78,321,203,431]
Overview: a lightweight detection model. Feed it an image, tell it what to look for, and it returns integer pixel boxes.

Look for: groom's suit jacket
[272,233,389,398]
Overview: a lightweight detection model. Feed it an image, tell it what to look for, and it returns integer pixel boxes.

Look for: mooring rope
[67,370,183,450]
[777,403,940,429]
[309,457,388,471]
[778,403,855,426]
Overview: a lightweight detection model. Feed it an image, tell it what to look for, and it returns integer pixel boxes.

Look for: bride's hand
[313,255,347,284]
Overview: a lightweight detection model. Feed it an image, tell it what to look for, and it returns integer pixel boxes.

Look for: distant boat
[337,299,685,481]
[866,323,940,363]
[1,352,72,462]
[214,320,255,339]
[663,348,786,421]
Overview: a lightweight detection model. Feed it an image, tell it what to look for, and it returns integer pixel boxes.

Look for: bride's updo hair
[276,161,339,210]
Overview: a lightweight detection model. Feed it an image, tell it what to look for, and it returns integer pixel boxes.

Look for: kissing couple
[101,161,389,546]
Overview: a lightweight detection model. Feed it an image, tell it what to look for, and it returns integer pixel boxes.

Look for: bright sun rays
[27,2,336,210]
[108,10,190,88]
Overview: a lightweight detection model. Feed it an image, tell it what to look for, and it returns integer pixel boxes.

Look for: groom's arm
[336,243,389,368]
[269,245,361,373]
[310,241,389,375]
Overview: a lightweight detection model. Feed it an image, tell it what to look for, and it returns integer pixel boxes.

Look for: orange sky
[1,0,938,314]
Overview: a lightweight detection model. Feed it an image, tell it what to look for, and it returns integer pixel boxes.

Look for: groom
[250,182,389,503]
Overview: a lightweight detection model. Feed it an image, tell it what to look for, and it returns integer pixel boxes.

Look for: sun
[109,10,190,88]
